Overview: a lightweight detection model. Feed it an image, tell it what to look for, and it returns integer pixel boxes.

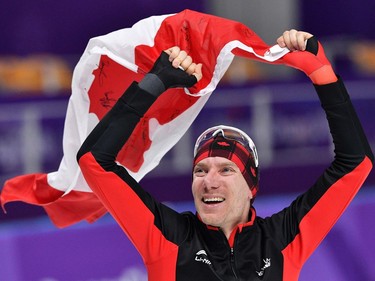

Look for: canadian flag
[0,9,289,228]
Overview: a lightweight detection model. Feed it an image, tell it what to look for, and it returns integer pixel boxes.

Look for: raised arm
[266,30,373,279]
[77,48,202,264]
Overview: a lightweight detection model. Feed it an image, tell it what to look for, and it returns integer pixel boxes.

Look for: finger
[192,63,203,82]
[276,36,286,48]
[282,30,293,51]
[185,62,196,75]
[172,50,188,68]
[282,29,299,51]
[297,31,314,51]
[164,46,181,62]
[296,32,307,51]
[288,29,299,51]
[164,47,172,55]
[180,55,193,71]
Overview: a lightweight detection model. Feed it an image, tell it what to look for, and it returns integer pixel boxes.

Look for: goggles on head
[193,125,259,167]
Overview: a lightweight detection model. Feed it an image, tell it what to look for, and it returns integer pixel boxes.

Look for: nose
[203,170,219,190]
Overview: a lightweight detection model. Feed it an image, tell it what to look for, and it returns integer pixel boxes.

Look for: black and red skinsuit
[77,78,373,281]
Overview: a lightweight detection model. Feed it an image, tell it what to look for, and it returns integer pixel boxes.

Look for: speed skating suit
[77,77,373,281]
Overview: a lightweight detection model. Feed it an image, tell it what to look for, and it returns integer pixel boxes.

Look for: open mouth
[202,197,225,204]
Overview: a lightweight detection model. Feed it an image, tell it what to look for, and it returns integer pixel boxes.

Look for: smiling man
[77,30,373,280]
[192,126,258,239]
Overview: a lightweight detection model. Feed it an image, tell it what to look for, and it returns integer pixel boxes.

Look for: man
[76,30,373,280]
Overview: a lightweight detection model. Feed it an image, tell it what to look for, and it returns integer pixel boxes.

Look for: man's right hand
[149,46,202,89]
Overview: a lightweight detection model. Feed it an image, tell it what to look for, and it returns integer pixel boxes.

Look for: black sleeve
[77,82,191,263]
[264,77,373,267]
[77,81,156,164]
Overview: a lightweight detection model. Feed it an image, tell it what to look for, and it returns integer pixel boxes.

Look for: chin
[200,213,222,227]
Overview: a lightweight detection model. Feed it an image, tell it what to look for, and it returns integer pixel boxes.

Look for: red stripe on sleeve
[79,152,178,274]
[282,156,373,280]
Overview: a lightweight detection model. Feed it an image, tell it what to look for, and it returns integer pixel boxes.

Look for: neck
[222,207,256,240]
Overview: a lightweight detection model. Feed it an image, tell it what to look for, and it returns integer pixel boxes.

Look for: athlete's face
[192,157,252,235]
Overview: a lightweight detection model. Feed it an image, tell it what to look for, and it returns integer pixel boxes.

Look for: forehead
[195,156,239,168]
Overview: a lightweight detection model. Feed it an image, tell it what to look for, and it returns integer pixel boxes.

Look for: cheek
[191,178,201,197]
[233,178,252,200]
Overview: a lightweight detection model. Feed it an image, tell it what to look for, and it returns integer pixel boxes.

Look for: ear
[247,188,253,200]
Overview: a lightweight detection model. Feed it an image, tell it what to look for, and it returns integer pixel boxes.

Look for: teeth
[203,197,225,203]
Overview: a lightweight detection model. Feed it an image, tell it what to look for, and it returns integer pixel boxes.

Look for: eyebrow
[195,161,238,169]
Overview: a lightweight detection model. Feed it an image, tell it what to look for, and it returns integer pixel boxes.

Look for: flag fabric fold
[1,9,289,228]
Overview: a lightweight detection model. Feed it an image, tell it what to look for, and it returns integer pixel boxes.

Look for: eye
[193,167,206,177]
[220,166,236,174]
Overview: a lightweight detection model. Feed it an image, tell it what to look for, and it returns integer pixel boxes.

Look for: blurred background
[0,1,374,280]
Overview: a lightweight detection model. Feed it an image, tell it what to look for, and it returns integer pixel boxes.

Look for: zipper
[230,247,238,279]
